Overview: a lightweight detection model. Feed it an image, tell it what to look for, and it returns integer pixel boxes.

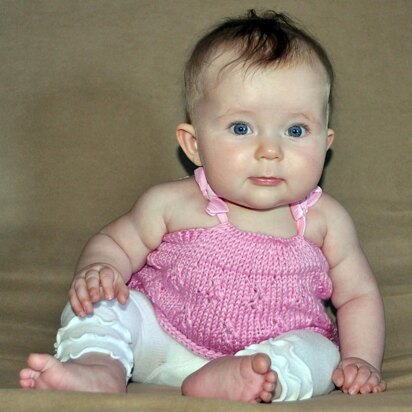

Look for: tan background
[1,1,411,410]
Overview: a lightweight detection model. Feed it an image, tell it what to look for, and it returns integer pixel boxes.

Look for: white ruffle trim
[55,314,134,381]
[236,335,313,402]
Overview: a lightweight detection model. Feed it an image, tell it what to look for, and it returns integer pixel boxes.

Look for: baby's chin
[226,198,291,212]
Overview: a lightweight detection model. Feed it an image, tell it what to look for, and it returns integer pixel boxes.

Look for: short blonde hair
[184,10,334,123]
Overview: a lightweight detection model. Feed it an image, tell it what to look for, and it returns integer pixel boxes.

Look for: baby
[20,10,386,403]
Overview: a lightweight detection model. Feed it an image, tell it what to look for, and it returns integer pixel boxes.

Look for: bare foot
[19,353,126,393]
[182,353,280,403]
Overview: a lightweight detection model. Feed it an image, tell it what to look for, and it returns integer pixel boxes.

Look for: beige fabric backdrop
[2,1,410,272]
[1,1,411,404]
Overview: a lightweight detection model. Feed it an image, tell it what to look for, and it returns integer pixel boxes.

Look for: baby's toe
[259,390,273,403]
[263,381,275,393]
[266,369,277,383]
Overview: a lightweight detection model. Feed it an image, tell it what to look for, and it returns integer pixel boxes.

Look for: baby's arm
[69,185,168,316]
[321,196,386,395]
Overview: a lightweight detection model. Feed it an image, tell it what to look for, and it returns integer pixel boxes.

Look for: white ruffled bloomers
[55,291,339,401]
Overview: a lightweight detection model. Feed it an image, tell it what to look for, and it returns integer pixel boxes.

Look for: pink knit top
[128,167,338,359]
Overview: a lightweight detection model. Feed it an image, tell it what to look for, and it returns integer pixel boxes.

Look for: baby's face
[192,56,334,210]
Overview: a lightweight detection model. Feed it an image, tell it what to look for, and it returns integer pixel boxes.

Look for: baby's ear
[327,128,335,150]
[176,123,202,166]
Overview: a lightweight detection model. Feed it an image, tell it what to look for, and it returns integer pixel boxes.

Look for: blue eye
[230,122,251,135]
[287,125,306,138]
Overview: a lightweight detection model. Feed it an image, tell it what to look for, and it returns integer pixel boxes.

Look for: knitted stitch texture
[128,169,338,359]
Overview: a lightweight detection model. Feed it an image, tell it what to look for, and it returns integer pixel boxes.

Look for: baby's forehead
[201,51,330,93]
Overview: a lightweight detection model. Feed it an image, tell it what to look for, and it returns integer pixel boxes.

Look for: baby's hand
[69,264,129,317]
[332,357,386,395]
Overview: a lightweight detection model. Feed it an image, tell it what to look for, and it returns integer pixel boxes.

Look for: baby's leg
[182,353,278,403]
[182,331,339,403]
[20,292,145,392]
[237,330,340,401]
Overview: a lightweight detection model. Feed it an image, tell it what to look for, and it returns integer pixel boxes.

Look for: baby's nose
[256,137,283,160]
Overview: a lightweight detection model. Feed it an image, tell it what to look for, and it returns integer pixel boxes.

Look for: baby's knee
[55,292,148,382]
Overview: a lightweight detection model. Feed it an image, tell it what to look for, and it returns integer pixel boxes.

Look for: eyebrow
[290,112,322,126]
[215,109,322,126]
[215,108,255,120]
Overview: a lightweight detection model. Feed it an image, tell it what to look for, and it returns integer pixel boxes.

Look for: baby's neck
[226,202,297,239]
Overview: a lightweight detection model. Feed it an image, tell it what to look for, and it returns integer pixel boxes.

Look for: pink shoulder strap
[194,167,229,224]
[194,167,322,232]
[290,187,323,236]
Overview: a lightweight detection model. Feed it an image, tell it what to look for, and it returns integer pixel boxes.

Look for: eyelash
[227,122,311,138]
[228,121,253,136]
[287,124,310,138]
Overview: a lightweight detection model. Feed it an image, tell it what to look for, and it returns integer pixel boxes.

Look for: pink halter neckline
[194,167,322,236]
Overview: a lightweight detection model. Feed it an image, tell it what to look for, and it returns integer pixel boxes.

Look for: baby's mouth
[249,176,284,186]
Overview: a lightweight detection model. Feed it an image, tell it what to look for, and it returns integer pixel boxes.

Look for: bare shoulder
[315,192,354,223]
[141,176,199,205]
[305,191,354,246]
[130,176,202,223]
[315,192,357,237]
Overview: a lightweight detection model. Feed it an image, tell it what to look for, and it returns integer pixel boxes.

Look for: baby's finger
[85,269,102,302]
[68,287,87,317]
[115,281,130,304]
[359,372,383,394]
[373,380,386,393]
[74,278,94,314]
[69,278,93,315]
[332,367,345,388]
[341,364,359,391]
[99,267,115,300]
[348,366,372,395]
